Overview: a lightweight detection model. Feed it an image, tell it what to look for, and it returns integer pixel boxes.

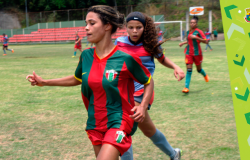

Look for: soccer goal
[154,21,186,41]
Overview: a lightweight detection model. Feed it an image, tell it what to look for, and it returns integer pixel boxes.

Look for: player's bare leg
[96,144,119,160]
[93,145,102,157]
[137,102,156,137]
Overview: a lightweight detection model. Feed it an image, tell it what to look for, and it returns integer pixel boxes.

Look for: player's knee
[142,129,155,137]
[197,69,201,73]
[187,68,192,72]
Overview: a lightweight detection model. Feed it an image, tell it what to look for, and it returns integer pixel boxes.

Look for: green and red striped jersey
[185,28,206,56]
[74,46,151,135]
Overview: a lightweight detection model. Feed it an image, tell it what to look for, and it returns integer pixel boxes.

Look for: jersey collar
[94,45,118,62]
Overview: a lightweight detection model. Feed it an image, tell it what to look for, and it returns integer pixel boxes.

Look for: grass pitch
[0,41,240,159]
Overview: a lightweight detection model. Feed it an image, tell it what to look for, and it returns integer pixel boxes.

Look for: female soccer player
[204,28,213,52]
[26,5,154,160]
[72,31,83,58]
[2,33,14,56]
[115,12,185,160]
[179,16,209,93]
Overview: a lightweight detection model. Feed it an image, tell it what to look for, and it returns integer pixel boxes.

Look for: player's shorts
[214,35,218,38]
[86,128,132,156]
[185,54,203,66]
[74,44,82,49]
[3,44,8,47]
[134,89,154,110]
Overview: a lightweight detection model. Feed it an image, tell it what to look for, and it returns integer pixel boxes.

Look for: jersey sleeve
[125,54,151,85]
[74,54,83,82]
[154,46,165,60]
[197,30,206,39]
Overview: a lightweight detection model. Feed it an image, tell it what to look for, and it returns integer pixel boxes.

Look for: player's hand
[129,105,147,123]
[174,66,185,81]
[26,71,44,87]
[189,35,197,39]
[179,43,183,47]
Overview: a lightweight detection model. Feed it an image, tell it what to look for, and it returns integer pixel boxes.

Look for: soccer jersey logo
[105,69,118,82]
[116,131,125,143]
[245,8,250,22]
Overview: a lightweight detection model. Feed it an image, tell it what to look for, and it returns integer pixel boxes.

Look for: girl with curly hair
[26,6,154,160]
[115,11,185,160]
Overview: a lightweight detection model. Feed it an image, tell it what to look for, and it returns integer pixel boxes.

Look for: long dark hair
[87,5,125,34]
[126,12,166,57]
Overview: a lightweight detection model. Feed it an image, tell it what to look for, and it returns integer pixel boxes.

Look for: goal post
[154,21,186,41]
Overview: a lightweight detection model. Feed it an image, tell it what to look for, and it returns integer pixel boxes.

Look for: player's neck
[190,27,197,32]
[95,34,115,59]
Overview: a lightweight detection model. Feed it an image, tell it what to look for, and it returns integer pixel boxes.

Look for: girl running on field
[2,33,14,56]
[204,28,213,52]
[115,11,185,160]
[72,31,83,58]
[26,5,154,160]
[179,16,209,93]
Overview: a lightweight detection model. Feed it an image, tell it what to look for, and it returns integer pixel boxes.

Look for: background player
[213,27,218,41]
[2,33,14,56]
[116,11,184,160]
[204,28,213,52]
[179,16,209,93]
[26,5,154,160]
[72,31,83,58]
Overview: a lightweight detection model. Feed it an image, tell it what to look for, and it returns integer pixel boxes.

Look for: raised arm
[26,71,81,87]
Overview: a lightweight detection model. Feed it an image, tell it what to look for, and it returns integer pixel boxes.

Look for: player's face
[85,12,106,43]
[126,20,144,43]
[190,19,197,29]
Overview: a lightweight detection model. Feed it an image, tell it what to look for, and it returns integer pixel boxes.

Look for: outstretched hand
[129,105,147,123]
[179,43,183,47]
[174,67,185,81]
[26,71,44,86]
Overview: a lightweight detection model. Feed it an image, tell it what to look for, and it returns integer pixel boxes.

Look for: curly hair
[126,12,166,57]
[88,5,125,34]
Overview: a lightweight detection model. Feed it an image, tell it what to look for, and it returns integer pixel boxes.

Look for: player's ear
[104,23,112,32]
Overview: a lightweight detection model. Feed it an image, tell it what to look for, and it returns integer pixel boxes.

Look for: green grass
[0,41,240,160]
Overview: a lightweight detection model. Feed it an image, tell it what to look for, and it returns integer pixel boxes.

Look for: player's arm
[130,78,154,123]
[179,41,187,47]
[75,38,81,44]
[157,56,185,81]
[189,35,207,44]
[26,72,81,87]
[126,55,154,123]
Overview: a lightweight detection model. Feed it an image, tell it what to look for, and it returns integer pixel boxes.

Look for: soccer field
[0,41,240,160]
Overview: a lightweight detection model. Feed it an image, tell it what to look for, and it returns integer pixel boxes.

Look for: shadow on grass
[182,87,211,96]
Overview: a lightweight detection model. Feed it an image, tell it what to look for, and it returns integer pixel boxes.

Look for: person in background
[72,31,83,58]
[2,33,14,56]
[204,28,213,52]
[213,27,218,41]
[179,16,209,93]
